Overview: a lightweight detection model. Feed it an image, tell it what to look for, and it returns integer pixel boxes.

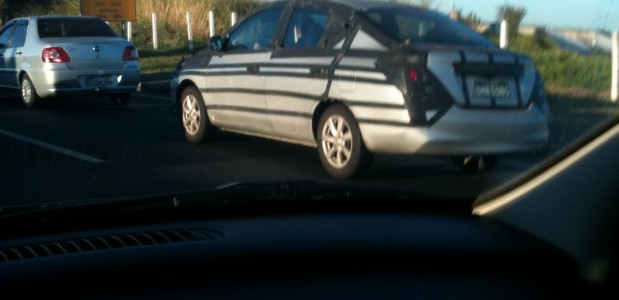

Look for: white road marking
[0,128,104,163]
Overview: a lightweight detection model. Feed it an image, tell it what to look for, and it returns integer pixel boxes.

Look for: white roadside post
[127,21,132,41]
[209,10,215,38]
[187,11,194,52]
[152,12,158,50]
[612,31,618,102]
[231,12,238,26]
[500,19,508,49]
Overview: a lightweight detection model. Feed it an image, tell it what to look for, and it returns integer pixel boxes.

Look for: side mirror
[209,36,222,52]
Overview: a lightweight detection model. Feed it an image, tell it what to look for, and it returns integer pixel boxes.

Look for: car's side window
[0,24,14,48]
[226,7,283,52]
[282,8,328,49]
[10,23,28,48]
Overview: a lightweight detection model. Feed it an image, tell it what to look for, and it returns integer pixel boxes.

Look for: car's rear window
[37,17,117,38]
[365,8,495,47]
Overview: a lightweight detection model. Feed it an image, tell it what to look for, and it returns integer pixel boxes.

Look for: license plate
[473,80,510,98]
[87,76,113,86]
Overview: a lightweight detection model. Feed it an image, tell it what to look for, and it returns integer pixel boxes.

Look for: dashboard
[0,202,592,299]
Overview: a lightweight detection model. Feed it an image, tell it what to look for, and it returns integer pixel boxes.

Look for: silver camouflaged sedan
[0,16,141,109]
[170,0,550,179]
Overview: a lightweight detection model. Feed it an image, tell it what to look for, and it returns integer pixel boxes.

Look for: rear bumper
[27,66,141,98]
[361,106,549,155]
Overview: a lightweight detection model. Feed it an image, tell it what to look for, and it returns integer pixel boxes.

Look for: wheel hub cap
[182,95,200,135]
[322,115,353,169]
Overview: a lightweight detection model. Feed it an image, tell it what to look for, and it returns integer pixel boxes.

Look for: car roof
[10,15,101,22]
[273,0,427,12]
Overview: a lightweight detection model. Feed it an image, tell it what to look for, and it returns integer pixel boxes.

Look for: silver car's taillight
[123,46,139,61]
[42,47,71,63]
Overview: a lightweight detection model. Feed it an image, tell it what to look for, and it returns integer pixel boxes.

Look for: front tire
[180,85,216,143]
[21,74,40,109]
[317,105,372,179]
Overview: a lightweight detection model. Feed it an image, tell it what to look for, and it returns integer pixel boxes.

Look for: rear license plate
[473,80,510,98]
[87,76,113,86]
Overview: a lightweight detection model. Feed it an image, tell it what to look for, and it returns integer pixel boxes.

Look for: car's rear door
[0,20,27,89]
[263,3,340,144]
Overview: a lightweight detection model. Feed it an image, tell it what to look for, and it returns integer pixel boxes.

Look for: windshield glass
[0,0,617,211]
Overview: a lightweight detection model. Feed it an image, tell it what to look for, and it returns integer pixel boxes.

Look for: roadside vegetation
[505,34,617,130]
[502,34,612,99]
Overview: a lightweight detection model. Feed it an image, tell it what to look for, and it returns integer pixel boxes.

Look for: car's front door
[204,6,284,135]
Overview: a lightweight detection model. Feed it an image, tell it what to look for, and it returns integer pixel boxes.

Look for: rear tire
[21,74,40,110]
[317,105,373,179]
[110,93,130,105]
[180,85,216,143]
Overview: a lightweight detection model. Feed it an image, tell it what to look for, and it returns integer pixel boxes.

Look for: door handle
[311,66,329,78]
[247,65,259,74]
[16,51,22,55]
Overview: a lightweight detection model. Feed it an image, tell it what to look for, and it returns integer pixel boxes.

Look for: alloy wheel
[182,95,201,136]
[321,114,353,169]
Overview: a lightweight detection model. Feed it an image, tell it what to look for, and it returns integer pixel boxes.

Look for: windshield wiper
[0,180,472,224]
[164,180,472,215]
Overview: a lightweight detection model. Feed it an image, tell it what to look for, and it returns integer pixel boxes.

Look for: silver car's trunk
[427,49,536,109]
[44,37,131,70]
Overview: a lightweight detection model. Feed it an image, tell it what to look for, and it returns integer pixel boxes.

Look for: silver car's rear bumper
[27,65,141,98]
[360,106,549,155]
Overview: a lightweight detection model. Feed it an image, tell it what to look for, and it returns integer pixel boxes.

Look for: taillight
[407,64,453,126]
[42,47,71,63]
[409,69,419,82]
[531,71,550,115]
[123,46,139,61]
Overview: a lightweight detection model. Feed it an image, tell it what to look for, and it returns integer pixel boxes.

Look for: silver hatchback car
[0,16,141,109]
[170,0,550,179]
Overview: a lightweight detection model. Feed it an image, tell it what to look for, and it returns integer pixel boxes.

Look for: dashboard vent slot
[0,229,222,263]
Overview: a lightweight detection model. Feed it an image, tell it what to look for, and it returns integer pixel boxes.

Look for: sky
[432,0,619,31]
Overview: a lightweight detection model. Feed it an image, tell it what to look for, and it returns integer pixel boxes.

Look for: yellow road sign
[80,0,137,22]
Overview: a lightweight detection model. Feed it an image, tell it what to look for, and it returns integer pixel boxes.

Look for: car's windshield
[0,0,617,211]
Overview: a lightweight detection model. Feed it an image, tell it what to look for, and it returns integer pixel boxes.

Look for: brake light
[409,69,419,82]
[42,47,71,63]
[407,65,453,126]
[123,46,139,61]
[531,71,550,115]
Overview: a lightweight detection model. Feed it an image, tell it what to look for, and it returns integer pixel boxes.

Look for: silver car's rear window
[365,8,495,48]
[37,18,117,38]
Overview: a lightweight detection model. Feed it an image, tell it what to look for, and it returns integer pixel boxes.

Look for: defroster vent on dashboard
[0,229,223,263]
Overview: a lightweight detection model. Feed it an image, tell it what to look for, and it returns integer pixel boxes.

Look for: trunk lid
[426,48,536,108]
[46,37,134,70]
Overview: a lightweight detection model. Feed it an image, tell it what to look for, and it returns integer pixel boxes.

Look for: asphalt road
[0,75,581,207]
